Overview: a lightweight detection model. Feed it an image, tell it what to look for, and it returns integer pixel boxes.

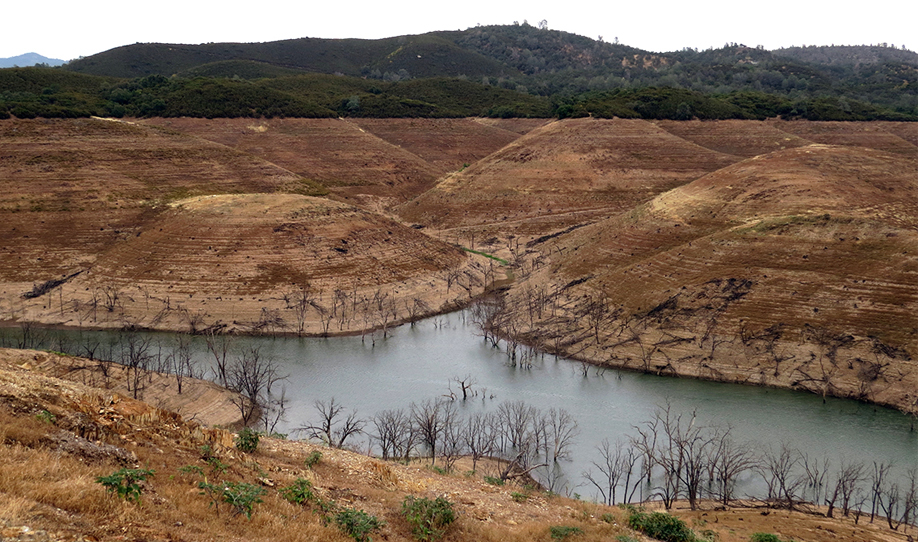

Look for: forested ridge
[1,24,915,120]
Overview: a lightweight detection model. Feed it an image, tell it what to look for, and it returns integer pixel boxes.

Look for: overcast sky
[2,0,915,61]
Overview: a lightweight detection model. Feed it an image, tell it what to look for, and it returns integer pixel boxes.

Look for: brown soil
[395,117,742,237]
[499,144,918,413]
[767,120,917,155]
[1,349,913,542]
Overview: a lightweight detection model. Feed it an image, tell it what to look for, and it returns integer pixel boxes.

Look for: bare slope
[652,119,813,157]
[140,117,450,209]
[768,120,917,155]
[0,118,300,283]
[351,117,535,173]
[504,144,918,413]
[15,193,488,334]
[396,117,740,237]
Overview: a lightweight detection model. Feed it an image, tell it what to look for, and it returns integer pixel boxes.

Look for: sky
[2,0,915,61]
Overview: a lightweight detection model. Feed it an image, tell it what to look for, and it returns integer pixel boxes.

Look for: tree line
[1,66,913,121]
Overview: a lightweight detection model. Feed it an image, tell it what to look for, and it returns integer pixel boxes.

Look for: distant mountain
[0,53,66,68]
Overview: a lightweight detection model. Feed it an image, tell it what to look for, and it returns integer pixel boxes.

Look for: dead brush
[367,459,400,490]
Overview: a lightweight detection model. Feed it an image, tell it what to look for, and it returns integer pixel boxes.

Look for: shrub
[206,456,228,475]
[335,507,384,542]
[401,495,456,541]
[280,477,317,506]
[235,427,260,453]
[305,450,323,469]
[199,481,266,519]
[627,509,696,542]
[750,535,783,542]
[35,410,56,424]
[511,491,529,503]
[483,475,504,486]
[549,525,584,540]
[178,465,204,478]
[95,468,155,503]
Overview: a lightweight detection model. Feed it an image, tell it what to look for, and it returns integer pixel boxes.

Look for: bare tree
[546,407,579,462]
[449,374,477,401]
[283,281,314,336]
[120,330,154,400]
[825,460,865,518]
[301,397,365,449]
[204,328,233,387]
[496,400,537,452]
[227,347,284,427]
[584,438,627,505]
[464,412,496,472]
[706,430,756,505]
[759,443,806,510]
[167,332,198,395]
[372,408,412,461]
[411,398,456,465]
[870,461,892,523]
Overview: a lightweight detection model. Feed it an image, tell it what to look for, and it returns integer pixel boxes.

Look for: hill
[0,118,491,336]
[0,52,66,68]
[496,143,918,414]
[52,25,918,119]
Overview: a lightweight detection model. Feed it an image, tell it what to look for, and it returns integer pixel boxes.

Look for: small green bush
[627,509,695,542]
[483,475,504,486]
[305,450,323,469]
[178,465,204,478]
[401,495,456,541]
[549,525,584,540]
[601,513,615,523]
[511,491,529,503]
[35,410,56,424]
[750,534,783,542]
[206,456,228,475]
[199,481,266,519]
[235,427,260,453]
[335,507,384,542]
[280,477,317,506]
[95,468,155,503]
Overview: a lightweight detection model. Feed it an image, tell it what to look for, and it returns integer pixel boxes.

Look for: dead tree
[759,443,806,510]
[300,397,365,449]
[372,408,412,461]
[204,328,233,387]
[228,347,284,428]
[463,412,496,472]
[283,281,314,336]
[583,438,628,505]
[546,407,579,462]
[411,398,457,465]
[449,374,477,401]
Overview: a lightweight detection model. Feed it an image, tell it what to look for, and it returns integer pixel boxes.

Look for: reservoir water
[17,310,918,501]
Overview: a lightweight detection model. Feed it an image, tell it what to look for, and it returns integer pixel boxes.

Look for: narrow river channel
[17,310,918,502]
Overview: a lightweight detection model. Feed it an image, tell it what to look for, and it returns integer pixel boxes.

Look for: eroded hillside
[0,116,915,413]
[495,144,918,414]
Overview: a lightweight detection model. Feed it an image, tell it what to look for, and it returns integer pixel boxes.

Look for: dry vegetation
[1,350,913,542]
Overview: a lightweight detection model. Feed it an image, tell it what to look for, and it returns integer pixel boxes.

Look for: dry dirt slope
[0,349,912,542]
[501,144,918,414]
[0,118,492,335]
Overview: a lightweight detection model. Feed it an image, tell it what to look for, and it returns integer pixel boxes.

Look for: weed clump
[401,495,456,541]
[549,525,584,540]
[335,507,384,542]
[95,468,155,503]
[235,427,260,453]
[626,507,696,542]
